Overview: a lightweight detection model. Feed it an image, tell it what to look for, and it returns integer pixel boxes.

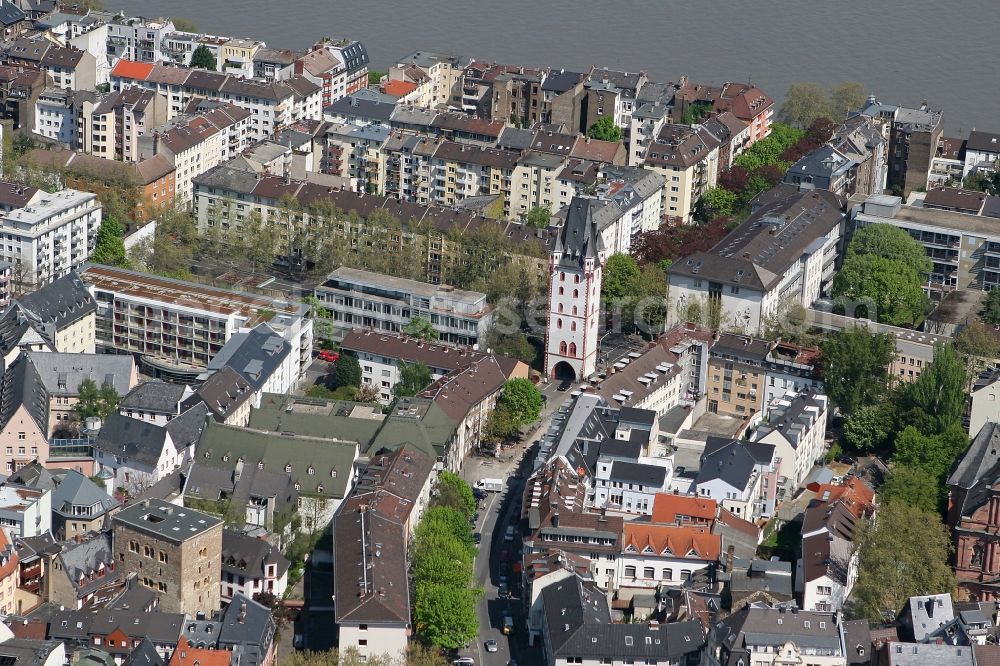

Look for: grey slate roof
[554,197,605,269]
[902,594,954,642]
[609,460,665,486]
[697,438,771,490]
[1,355,49,433]
[55,531,122,597]
[0,303,50,359]
[122,638,165,666]
[7,461,56,490]
[0,639,63,666]
[119,381,189,414]
[52,470,119,519]
[205,323,290,391]
[0,0,26,25]
[879,642,974,666]
[93,413,168,467]
[112,498,221,543]
[717,604,844,666]
[164,402,210,451]
[18,271,97,330]
[222,530,290,580]
[26,352,134,397]
[542,69,586,93]
[326,93,395,123]
[217,593,276,666]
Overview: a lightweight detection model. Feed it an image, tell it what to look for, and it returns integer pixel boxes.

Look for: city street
[459,380,576,666]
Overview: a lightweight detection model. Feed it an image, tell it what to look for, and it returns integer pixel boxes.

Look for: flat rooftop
[861,201,1000,238]
[319,267,487,305]
[81,264,305,326]
[113,498,222,541]
[0,485,44,511]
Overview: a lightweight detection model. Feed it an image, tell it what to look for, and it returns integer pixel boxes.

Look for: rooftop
[112,498,222,542]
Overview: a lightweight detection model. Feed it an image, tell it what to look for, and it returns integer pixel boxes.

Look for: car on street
[508,661,517,666]
[500,549,509,563]
[485,640,498,653]
[473,488,487,500]
[557,379,572,391]
[317,349,340,363]
[498,582,508,598]
[473,532,482,545]
[452,659,475,666]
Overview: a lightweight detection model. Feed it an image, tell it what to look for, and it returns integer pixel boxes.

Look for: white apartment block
[753,391,829,487]
[667,188,845,335]
[80,264,312,382]
[641,124,720,223]
[34,88,94,146]
[106,16,175,64]
[0,189,101,289]
[315,267,494,346]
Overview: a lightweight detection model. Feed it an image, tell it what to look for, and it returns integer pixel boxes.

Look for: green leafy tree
[833,224,931,326]
[602,253,641,302]
[498,377,543,427]
[394,361,432,398]
[893,423,968,483]
[851,501,955,622]
[331,354,362,389]
[879,464,940,513]
[435,471,476,517]
[828,82,866,122]
[413,583,480,649]
[90,216,128,267]
[402,316,439,341]
[302,295,335,342]
[819,326,895,415]
[983,289,1000,326]
[587,115,622,142]
[73,379,120,421]
[190,45,217,70]
[955,320,1000,389]
[483,329,536,366]
[483,405,518,444]
[368,71,385,86]
[843,404,893,452]
[964,170,1000,196]
[896,343,967,435]
[778,82,832,128]
[525,206,551,228]
[417,507,476,552]
[693,186,737,222]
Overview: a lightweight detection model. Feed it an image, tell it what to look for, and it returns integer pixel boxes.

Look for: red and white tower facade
[544,198,605,381]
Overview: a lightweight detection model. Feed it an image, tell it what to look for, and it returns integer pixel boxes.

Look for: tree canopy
[851,501,955,622]
[498,378,543,427]
[778,82,831,128]
[587,115,622,142]
[842,404,893,452]
[483,329,536,366]
[602,253,641,302]
[90,216,128,267]
[332,354,362,389]
[693,186,737,222]
[983,289,1000,326]
[896,342,967,435]
[402,317,439,341]
[819,326,895,415]
[525,206,551,228]
[879,464,940,514]
[190,45,217,70]
[393,361,433,398]
[832,224,931,326]
[74,379,120,421]
[435,471,476,518]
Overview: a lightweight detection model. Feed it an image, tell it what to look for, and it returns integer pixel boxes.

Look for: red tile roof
[651,493,717,524]
[382,80,418,97]
[806,477,876,518]
[169,637,232,666]
[111,59,154,81]
[622,523,721,560]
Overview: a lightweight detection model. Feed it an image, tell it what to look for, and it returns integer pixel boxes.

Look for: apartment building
[851,192,1000,296]
[289,47,347,107]
[138,116,221,203]
[112,498,223,616]
[615,524,720,592]
[711,604,849,666]
[80,88,168,162]
[583,68,648,133]
[315,266,493,345]
[319,39,369,96]
[886,103,944,197]
[642,123,720,223]
[110,60,321,142]
[33,88,98,146]
[754,391,829,487]
[675,80,775,147]
[0,64,46,131]
[221,530,289,603]
[695,437,777,521]
[106,16,175,63]
[6,39,97,92]
[0,188,102,290]
[17,270,98,354]
[963,130,1000,179]
[667,187,846,334]
[80,264,312,382]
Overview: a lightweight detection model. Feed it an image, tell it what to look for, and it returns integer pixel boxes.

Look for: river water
[110,0,998,134]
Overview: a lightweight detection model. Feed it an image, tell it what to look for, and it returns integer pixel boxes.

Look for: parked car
[485,640,498,654]
[498,583,508,598]
[318,350,340,363]
[473,532,482,545]
[557,379,572,391]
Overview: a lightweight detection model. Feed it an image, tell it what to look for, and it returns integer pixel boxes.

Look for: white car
[485,640,499,653]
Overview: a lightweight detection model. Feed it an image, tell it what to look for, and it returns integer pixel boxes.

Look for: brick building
[112,498,223,615]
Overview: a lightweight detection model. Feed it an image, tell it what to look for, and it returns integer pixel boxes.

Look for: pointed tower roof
[555,197,604,269]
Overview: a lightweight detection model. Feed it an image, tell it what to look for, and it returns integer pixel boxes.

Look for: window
[643,567,654,578]
[568,343,577,357]
[559,341,567,355]
[158,551,168,564]
[129,540,139,553]
[624,565,637,578]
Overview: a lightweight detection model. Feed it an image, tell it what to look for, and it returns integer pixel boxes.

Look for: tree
[587,115,621,143]
[73,379,120,421]
[331,354,361,389]
[954,320,1000,389]
[893,423,968,483]
[964,170,1000,196]
[483,406,518,444]
[779,83,832,128]
[805,116,837,145]
[435,471,476,517]
[302,296,335,342]
[602,253,641,302]
[483,329,536,366]
[897,343,967,435]
[819,326,895,415]
[693,186,737,222]
[171,17,198,32]
[190,45,217,71]
[828,82,866,122]
[880,464,941,514]
[367,71,385,86]
[832,224,931,326]
[394,361,432,398]
[851,502,955,622]
[413,583,480,649]
[525,206,551,228]
[90,217,128,267]
[498,378,543,427]
[353,383,380,403]
[843,404,893,452]
[402,316,439,341]
[983,289,1000,325]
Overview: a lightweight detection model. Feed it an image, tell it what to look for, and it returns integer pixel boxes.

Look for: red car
[318,350,340,363]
